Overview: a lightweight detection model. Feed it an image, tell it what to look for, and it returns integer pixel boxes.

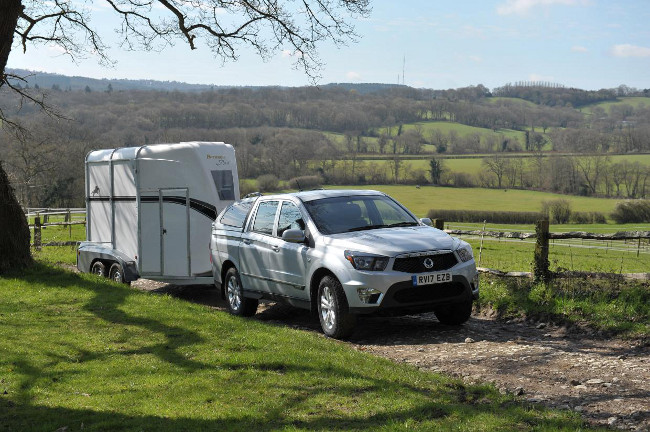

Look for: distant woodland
[1,72,649,207]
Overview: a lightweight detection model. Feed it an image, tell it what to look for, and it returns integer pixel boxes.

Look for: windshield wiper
[347,224,388,232]
[386,221,419,228]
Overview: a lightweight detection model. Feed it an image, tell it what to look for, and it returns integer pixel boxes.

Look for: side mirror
[282,229,306,243]
[420,217,433,227]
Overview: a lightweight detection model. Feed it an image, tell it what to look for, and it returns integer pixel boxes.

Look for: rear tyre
[91,261,106,277]
[224,267,258,317]
[434,300,473,325]
[317,275,357,339]
[109,263,128,284]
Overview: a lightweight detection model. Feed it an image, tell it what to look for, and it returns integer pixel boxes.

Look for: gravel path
[134,280,649,431]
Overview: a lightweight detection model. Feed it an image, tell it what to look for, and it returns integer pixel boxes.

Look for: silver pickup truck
[210,189,479,339]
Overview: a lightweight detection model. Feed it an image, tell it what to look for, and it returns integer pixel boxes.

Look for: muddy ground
[134,280,649,431]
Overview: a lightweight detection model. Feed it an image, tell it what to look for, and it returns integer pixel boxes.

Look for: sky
[7,0,650,91]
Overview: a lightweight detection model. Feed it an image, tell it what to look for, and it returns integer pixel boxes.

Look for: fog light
[357,287,381,304]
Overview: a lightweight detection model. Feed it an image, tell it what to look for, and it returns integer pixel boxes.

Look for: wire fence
[429,218,650,281]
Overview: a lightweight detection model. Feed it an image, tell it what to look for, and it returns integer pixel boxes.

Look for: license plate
[412,272,452,286]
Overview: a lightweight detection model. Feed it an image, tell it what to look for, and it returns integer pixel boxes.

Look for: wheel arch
[309,267,337,314]
[220,260,237,299]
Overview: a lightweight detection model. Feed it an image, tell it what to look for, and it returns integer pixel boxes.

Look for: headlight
[456,245,474,262]
[344,250,389,271]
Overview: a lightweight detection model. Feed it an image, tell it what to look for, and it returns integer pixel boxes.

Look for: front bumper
[340,260,479,315]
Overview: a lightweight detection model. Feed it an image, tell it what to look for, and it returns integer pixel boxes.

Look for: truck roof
[261,189,385,202]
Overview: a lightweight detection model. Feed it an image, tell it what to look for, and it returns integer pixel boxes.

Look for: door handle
[272,246,280,252]
[242,239,251,245]
[162,228,167,235]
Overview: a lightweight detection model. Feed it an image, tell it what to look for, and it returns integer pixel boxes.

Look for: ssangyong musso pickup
[210,190,479,339]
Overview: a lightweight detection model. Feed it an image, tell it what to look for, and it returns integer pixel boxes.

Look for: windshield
[303,195,418,235]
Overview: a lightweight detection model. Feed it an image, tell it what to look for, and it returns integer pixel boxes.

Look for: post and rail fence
[26,208,86,250]
[24,211,650,281]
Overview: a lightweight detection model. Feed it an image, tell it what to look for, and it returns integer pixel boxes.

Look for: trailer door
[140,187,191,277]
[160,188,191,277]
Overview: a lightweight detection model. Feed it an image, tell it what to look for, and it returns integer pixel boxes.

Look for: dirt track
[136,281,649,431]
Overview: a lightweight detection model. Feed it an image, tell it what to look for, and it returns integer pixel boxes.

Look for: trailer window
[211,170,235,201]
[220,201,253,228]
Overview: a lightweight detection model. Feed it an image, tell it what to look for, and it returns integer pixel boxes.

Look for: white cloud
[496,0,590,16]
[281,50,303,59]
[346,71,361,81]
[47,44,68,55]
[571,45,588,53]
[468,55,482,63]
[610,44,650,58]
[529,73,555,82]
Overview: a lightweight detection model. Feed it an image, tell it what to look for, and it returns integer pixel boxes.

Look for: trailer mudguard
[77,241,140,282]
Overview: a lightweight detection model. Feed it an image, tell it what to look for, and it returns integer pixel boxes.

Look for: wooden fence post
[533,220,550,283]
[433,218,444,230]
[66,209,72,238]
[33,215,42,250]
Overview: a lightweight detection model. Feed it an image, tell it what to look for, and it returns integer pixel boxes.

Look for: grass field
[0,263,594,432]
[334,154,650,179]
[462,236,649,274]
[580,97,649,115]
[330,185,622,216]
[485,97,539,108]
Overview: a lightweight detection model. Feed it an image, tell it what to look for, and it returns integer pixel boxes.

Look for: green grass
[333,155,650,180]
[478,275,650,338]
[329,185,621,216]
[0,263,595,431]
[27,214,85,264]
[609,154,650,165]
[377,121,526,145]
[580,97,649,115]
[461,237,649,274]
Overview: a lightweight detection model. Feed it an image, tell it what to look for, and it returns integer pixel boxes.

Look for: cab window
[251,201,279,235]
[276,202,304,237]
[220,200,253,228]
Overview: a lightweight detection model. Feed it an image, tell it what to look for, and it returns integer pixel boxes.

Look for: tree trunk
[0,0,22,80]
[0,161,32,273]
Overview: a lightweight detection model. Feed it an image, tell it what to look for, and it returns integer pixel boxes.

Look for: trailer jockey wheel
[109,263,129,285]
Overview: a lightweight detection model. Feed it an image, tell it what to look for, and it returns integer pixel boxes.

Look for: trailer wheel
[224,267,258,317]
[109,263,129,285]
[91,261,106,277]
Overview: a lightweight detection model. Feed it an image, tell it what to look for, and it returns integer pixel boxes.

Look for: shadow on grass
[0,395,585,432]
[0,263,590,431]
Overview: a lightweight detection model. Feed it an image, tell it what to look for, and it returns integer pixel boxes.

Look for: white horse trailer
[77,142,239,284]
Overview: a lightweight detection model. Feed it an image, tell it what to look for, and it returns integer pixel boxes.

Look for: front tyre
[434,300,473,325]
[317,275,357,339]
[224,267,258,317]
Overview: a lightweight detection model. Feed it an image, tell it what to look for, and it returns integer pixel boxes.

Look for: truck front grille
[393,252,457,273]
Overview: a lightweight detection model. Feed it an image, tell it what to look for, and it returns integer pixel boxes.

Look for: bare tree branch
[0,0,370,131]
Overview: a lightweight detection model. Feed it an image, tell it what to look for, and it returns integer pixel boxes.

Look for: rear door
[239,200,280,292]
